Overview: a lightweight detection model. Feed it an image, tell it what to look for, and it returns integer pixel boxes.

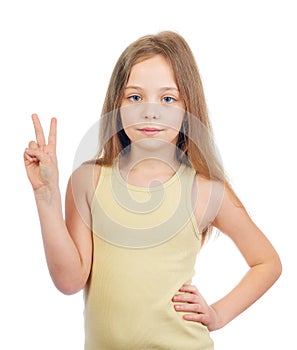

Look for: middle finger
[174,302,202,313]
[172,293,199,303]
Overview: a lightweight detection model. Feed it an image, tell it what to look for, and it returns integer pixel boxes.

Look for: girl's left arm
[207,186,282,330]
[173,185,282,331]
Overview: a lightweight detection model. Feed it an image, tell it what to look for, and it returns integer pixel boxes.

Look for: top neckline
[112,160,187,192]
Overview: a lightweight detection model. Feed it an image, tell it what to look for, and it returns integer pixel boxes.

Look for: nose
[145,113,158,120]
[143,103,160,120]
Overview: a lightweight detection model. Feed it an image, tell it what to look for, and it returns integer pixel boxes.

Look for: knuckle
[191,285,199,294]
[202,312,211,324]
[193,303,200,312]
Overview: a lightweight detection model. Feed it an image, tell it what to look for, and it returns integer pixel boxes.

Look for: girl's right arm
[24,114,93,295]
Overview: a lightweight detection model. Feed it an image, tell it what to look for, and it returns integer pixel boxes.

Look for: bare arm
[208,187,282,329]
[24,114,93,295]
[173,182,282,330]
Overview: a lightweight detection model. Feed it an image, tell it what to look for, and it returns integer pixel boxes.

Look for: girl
[24,31,281,349]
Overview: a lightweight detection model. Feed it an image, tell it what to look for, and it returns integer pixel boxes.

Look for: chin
[133,137,178,155]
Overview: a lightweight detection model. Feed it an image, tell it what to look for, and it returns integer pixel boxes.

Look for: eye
[162,96,176,104]
[128,95,142,102]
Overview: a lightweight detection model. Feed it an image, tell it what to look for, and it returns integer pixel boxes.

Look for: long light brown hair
[95,31,241,239]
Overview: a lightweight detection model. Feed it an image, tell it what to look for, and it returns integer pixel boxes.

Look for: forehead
[127,55,177,86]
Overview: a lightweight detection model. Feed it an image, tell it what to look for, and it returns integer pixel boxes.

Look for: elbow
[273,253,282,281]
[267,251,282,285]
[57,284,84,296]
[52,276,86,295]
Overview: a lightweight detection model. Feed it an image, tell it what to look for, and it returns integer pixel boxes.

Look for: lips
[138,127,163,136]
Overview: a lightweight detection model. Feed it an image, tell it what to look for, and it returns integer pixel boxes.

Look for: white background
[1,0,296,349]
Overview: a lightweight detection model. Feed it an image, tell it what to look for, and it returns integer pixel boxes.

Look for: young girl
[24,31,281,350]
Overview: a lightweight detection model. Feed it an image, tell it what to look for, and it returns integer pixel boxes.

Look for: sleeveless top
[84,162,214,350]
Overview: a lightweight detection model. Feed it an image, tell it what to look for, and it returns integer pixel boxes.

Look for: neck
[119,141,180,173]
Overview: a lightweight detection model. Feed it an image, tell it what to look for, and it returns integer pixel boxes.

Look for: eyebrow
[125,85,179,93]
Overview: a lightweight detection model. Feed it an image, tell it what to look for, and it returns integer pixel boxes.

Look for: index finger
[179,285,199,294]
[32,114,46,147]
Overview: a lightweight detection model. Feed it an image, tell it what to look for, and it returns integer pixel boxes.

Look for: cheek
[120,112,133,130]
[120,105,141,130]
[119,108,141,142]
[163,108,184,132]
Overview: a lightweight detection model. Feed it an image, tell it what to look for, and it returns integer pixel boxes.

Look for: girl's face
[120,55,185,150]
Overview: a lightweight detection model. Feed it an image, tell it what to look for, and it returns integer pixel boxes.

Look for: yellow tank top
[84,162,214,349]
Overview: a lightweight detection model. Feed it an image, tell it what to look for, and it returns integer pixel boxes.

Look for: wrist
[34,184,60,205]
[208,304,225,331]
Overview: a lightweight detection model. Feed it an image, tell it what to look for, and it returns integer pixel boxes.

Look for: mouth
[138,127,164,136]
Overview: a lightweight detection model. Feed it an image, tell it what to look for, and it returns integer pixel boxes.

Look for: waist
[83,228,210,349]
[84,286,213,350]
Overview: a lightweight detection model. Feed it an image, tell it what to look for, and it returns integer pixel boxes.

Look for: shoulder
[192,174,225,230]
[192,175,249,234]
[67,161,102,207]
[194,174,225,203]
[69,160,102,188]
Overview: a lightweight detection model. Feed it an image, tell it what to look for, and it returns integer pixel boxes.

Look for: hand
[172,284,219,331]
[24,114,59,192]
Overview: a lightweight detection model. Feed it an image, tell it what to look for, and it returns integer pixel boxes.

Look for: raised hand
[24,114,59,192]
